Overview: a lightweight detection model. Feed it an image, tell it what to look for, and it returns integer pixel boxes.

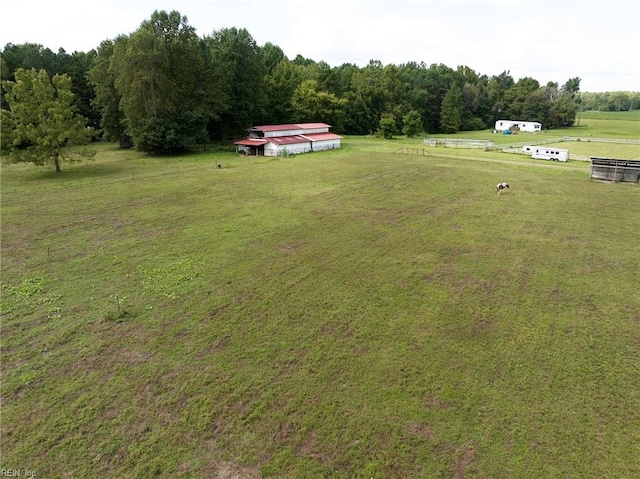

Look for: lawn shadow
[30,161,128,182]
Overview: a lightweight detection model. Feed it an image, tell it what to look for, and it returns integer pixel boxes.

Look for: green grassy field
[573,110,640,139]
[1,113,639,478]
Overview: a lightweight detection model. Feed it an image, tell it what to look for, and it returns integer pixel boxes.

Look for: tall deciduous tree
[440,84,463,133]
[111,10,208,154]
[88,38,131,146]
[522,90,551,124]
[503,77,540,120]
[344,61,387,135]
[206,27,266,139]
[2,68,93,172]
[402,110,423,137]
[291,80,346,130]
[263,59,306,125]
[377,114,398,139]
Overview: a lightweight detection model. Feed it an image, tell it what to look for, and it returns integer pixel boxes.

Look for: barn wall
[313,140,341,151]
[273,142,312,155]
[590,166,640,182]
[264,143,278,156]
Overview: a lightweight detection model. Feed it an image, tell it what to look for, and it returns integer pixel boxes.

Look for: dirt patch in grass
[296,431,334,465]
[209,305,229,318]
[451,445,478,479]
[280,242,305,254]
[405,422,435,440]
[424,393,453,410]
[120,350,153,366]
[473,316,491,335]
[203,461,261,479]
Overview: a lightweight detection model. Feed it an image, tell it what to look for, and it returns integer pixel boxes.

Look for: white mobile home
[522,145,569,162]
[495,120,542,133]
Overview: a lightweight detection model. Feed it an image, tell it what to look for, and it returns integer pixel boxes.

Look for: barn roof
[497,119,542,125]
[305,133,343,141]
[268,135,312,145]
[590,157,640,168]
[250,123,332,132]
[267,133,343,145]
[233,138,269,146]
[235,133,342,147]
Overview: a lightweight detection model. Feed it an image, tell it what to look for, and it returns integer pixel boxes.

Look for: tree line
[1,9,635,159]
[579,91,640,112]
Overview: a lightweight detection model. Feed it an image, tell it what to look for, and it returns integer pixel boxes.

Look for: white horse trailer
[522,145,569,162]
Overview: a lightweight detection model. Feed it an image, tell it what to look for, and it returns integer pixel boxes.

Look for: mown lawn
[1,126,639,477]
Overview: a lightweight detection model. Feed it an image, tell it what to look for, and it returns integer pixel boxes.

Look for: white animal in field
[496,182,509,195]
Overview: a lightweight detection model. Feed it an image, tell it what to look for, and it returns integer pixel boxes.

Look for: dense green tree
[440,84,463,133]
[344,61,387,134]
[206,27,266,138]
[65,50,99,130]
[1,43,59,110]
[487,70,515,122]
[377,114,398,139]
[111,10,208,153]
[422,63,457,133]
[549,92,579,127]
[609,91,633,111]
[503,77,540,120]
[263,59,308,125]
[291,79,347,130]
[0,45,97,125]
[322,63,358,97]
[261,42,287,73]
[522,90,551,124]
[88,38,131,146]
[2,68,93,172]
[1,43,58,79]
[402,109,423,137]
[538,80,580,128]
[381,64,411,123]
[461,79,491,130]
[397,62,432,133]
[562,77,581,97]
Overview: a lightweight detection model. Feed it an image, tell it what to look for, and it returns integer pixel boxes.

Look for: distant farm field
[1,114,639,478]
[580,110,640,121]
[573,110,640,139]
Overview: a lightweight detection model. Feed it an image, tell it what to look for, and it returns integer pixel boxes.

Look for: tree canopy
[2,68,94,172]
[109,10,210,154]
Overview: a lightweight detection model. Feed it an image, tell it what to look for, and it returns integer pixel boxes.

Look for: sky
[2,0,639,92]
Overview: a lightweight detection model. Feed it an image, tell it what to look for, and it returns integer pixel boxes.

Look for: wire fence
[395,147,433,156]
[423,139,495,149]
[563,137,640,145]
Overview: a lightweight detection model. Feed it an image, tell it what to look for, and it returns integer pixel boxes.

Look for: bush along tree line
[1,10,637,163]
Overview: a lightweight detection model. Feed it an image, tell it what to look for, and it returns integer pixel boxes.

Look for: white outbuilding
[494,120,542,133]
[234,123,342,157]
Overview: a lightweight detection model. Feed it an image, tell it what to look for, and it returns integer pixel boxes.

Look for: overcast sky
[2,0,639,92]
